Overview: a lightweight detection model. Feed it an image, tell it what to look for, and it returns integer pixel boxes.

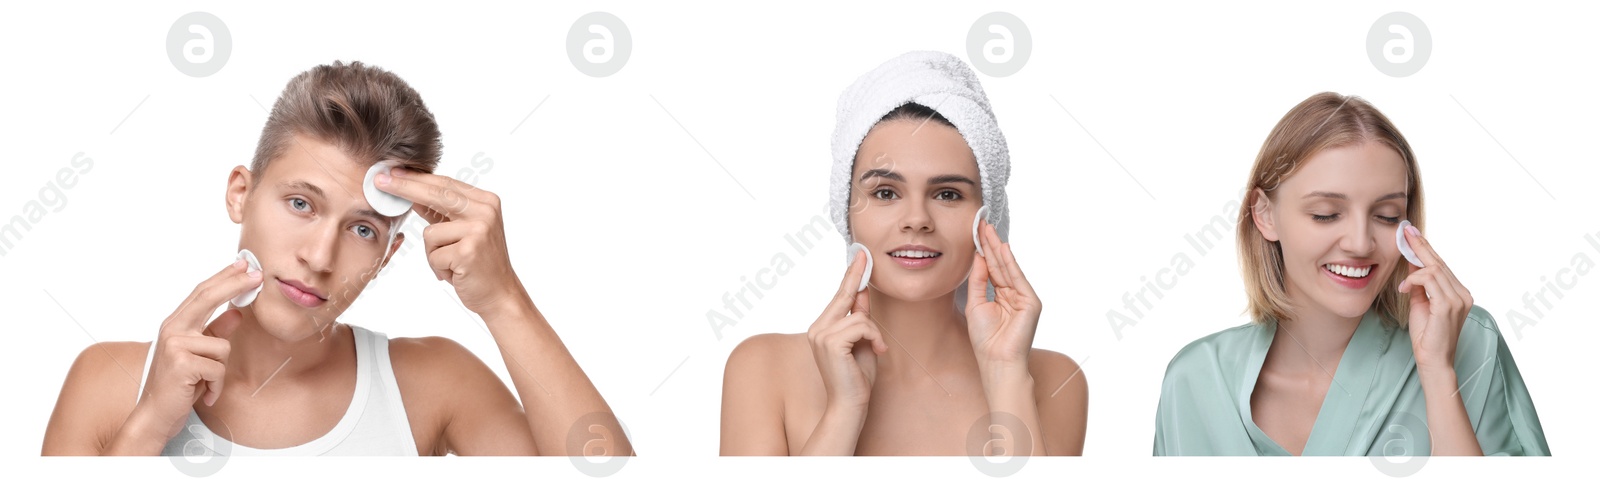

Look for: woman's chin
[871,278,964,303]
[1309,294,1378,321]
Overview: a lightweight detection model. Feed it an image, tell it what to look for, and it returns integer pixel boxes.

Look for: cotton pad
[1396,220,1423,267]
[363,160,412,217]
[972,205,989,257]
[846,242,872,292]
[231,249,263,308]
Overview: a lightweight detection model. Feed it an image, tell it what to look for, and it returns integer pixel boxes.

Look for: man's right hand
[124,258,261,446]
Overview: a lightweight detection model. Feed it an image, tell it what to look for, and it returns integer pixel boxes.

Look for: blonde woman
[1153,92,1548,456]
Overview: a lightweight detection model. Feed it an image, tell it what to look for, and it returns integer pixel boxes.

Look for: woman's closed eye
[1311,213,1403,224]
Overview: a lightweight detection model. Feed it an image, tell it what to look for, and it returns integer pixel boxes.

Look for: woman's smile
[1319,261,1378,290]
[887,244,943,269]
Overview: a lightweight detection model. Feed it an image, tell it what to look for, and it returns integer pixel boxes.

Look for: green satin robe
[1154,306,1549,456]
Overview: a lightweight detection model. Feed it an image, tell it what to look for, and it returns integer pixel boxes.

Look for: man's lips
[276,278,327,307]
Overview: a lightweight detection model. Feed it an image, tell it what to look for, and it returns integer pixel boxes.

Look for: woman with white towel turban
[721,51,1087,456]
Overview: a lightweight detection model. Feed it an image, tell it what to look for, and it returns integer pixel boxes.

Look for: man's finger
[375,168,487,220]
[194,358,226,407]
[170,259,263,334]
[422,222,474,256]
[203,308,244,340]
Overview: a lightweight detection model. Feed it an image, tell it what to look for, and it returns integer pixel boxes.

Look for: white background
[2,0,1594,487]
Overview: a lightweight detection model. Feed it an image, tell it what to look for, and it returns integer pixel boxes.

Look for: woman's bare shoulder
[726,332,811,375]
[1027,348,1087,401]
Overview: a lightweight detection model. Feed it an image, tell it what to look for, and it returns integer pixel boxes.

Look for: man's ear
[1250,187,1280,242]
[226,166,254,224]
[380,232,405,270]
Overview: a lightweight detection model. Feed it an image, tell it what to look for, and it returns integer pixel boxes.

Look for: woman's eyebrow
[1301,191,1407,202]
[928,174,978,186]
[859,168,904,183]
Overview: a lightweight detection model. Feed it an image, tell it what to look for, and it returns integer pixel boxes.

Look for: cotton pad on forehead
[1397,219,1423,267]
[846,243,872,292]
[363,160,412,217]
[231,249,263,308]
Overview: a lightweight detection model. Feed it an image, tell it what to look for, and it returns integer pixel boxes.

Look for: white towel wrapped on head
[828,50,1011,246]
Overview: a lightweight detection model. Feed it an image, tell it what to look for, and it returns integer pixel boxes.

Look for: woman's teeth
[889,250,941,259]
[1324,263,1372,278]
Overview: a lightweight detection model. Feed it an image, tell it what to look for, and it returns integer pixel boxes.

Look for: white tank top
[137,325,419,456]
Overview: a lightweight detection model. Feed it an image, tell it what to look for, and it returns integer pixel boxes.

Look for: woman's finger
[995,233,1038,301]
[1401,225,1449,271]
[966,248,991,313]
[824,248,871,320]
[979,221,1012,290]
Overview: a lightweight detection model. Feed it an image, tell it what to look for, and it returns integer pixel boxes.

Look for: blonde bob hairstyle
[1237,92,1422,327]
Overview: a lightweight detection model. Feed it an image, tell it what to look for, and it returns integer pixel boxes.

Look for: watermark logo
[967,411,1032,477]
[1370,409,1430,477]
[1503,232,1600,339]
[1,152,94,259]
[567,12,631,77]
[967,12,1031,78]
[167,12,231,78]
[567,411,630,477]
[170,416,233,477]
[1367,12,1430,77]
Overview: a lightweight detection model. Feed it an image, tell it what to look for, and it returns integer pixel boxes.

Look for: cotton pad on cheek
[231,249,263,308]
[363,160,413,218]
[1396,219,1424,267]
[972,205,989,257]
[846,242,872,292]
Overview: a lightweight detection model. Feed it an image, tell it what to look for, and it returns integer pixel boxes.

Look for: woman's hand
[807,248,886,413]
[1397,224,1473,374]
[1396,223,1485,456]
[798,248,885,455]
[375,168,526,322]
[963,219,1050,457]
[965,218,1042,383]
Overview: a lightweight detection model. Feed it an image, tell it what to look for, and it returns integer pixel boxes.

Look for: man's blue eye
[290,198,309,211]
[354,225,375,239]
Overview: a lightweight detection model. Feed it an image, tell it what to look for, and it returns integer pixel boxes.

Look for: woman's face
[1254,141,1409,321]
[226,135,404,341]
[848,118,982,302]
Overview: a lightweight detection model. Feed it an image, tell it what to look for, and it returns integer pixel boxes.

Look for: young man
[42,61,631,456]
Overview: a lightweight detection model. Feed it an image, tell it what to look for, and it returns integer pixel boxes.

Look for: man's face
[227,135,404,341]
